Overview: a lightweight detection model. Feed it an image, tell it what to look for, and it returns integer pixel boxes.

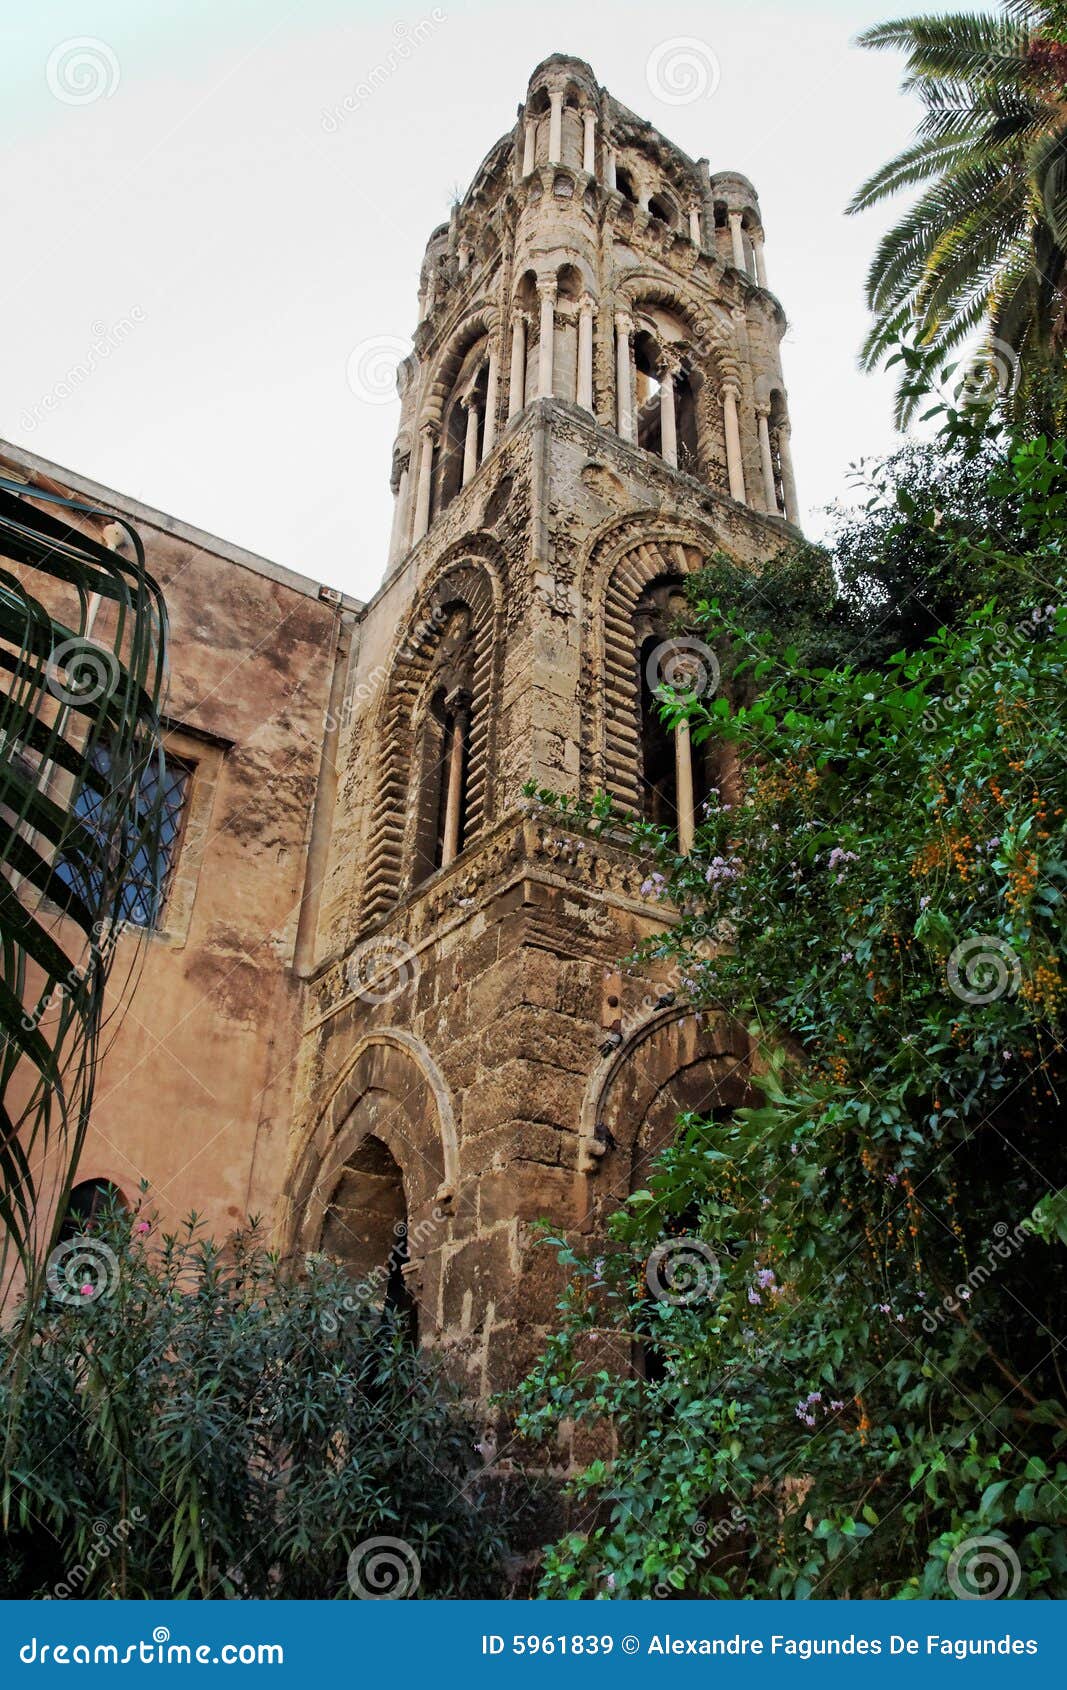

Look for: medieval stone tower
[284,55,799,1401]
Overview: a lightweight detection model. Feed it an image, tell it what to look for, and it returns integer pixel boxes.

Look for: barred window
[56,742,191,929]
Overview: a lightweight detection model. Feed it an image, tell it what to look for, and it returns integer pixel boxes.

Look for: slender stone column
[387,456,411,564]
[722,383,746,504]
[582,109,596,175]
[411,424,437,543]
[440,689,471,869]
[756,404,777,513]
[659,354,679,469]
[538,281,556,399]
[481,344,499,459]
[604,146,617,191]
[522,117,536,174]
[728,210,746,272]
[615,310,633,442]
[576,293,595,412]
[688,204,702,246]
[548,90,563,163]
[461,398,479,487]
[752,228,768,289]
[777,419,799,523]
[675,717,696,855]
[508,312,527,420]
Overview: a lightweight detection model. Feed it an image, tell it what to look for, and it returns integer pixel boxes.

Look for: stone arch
[362,557,502,919]
[579,516,732,809]
[422,305,498,424]
[285,1029,458,1327]
[579,1006,756,1217]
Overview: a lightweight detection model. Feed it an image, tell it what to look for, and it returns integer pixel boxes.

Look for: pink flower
[79,1284,95,1298]
[134,1221,150,1234]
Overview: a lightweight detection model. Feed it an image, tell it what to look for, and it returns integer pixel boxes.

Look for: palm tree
[0,472,167,1310]
[848,2,1067,426]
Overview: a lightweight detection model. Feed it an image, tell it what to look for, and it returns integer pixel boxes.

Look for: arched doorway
[320,1134,416,1337]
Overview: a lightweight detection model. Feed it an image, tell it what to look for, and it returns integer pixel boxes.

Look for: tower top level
[383,55,797,577]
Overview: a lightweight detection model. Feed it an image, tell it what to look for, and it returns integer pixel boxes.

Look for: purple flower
[919,895,931,910]
[827,847,859,873]
[878,1302,891,1315]
[806,1391,822,1405]
[756,1268,776,1289]
[887,1172,899,1186]
[840,949,854,963]
[802,1414,816,1428]
[747,1287,761,1305]
[830,1399,845,1413]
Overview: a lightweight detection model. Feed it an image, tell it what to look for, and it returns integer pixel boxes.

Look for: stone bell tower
[284,55,799,1402]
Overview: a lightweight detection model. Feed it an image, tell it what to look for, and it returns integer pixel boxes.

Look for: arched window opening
[616,166,638,205]
[58,1178,127,1243]
[647,193,677,229]
[435,351,489,517]
[411,606,474,888]
[635,578,717,848]
[633,330,663,457]
[321,1136,416,1342]
[768,390,788,514]
[632,321,701,474]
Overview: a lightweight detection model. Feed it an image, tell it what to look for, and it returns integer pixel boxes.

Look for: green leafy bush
[0,1207,505,1598]
[517,434,1067,1599]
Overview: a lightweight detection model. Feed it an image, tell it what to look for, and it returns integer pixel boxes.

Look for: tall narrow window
[321,1136,416,1343]
[635,582,715,851]
[55,741,191,929]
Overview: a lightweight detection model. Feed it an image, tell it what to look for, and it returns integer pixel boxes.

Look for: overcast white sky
[3,1,928,601]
